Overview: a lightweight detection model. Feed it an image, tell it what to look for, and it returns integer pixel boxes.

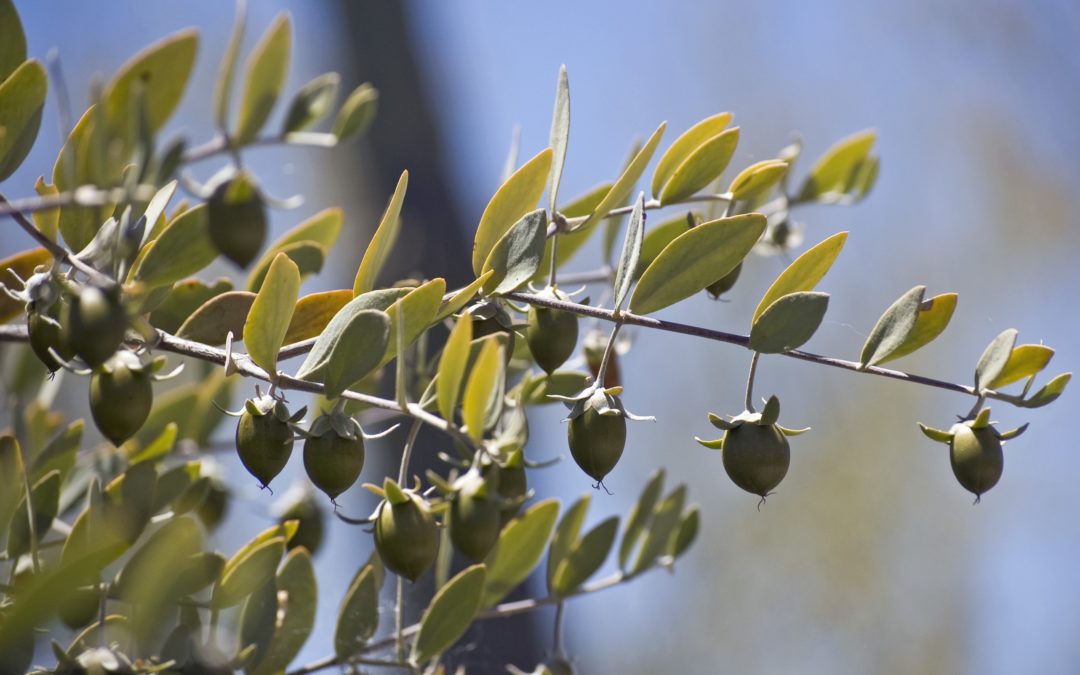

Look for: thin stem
[595,322,623,387]
[395,575,406,665]
[17,442,40,574]
[553,601,567,657]
[744,351,760,413]
[549,226,560,288]
[0,193,114,285]
[0,185,159,219]
[398,419,423,484]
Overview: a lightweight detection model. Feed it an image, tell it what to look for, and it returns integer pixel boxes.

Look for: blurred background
[5,1,1080,673]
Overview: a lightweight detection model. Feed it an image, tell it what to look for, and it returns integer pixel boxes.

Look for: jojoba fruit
[526,290,579,374]
[89,350,153,446]
[568,406,626,483]
[449,472,502,561]
[235,396,295,489]
[303,413,365,501]
[65,284,127,368]
[207,171,267,268]
[28,303,74,372]
[722,423,790,497]
[59,585,102,629]
[949,424,1003,499]
[375,492,439,581]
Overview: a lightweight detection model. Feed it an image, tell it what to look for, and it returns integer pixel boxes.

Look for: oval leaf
[618,469,664,571]
[473,148,552,275]
[0,59,47,181]
[974,328,1018,391]
[651,113,732,198]
[437,315,473,422]
[235,13,292,144]
[797,129,877,202]
[412,564,486,665]
[481,208,548,294]
[176,291,255,346]
[990,344,1055,389]
[282,72,340,133]
[354,171,408,295]
[748,291,830,354]
[462,337,504,443]
[103,30,198,138]
[875,292,957,364]
[284,289,352,344]
[753,231,847,323]
[243,253,301,375]
[482,499,559,607]
[658,127,740,205]
[332,83,378,142]
[323,309,391,399]
[335,563,380,660]
[381,278,446,366]
[552,516,618,596]
[434,272,493,323]
[729,160,788,202]
[293,288,407,382]
[859,286,926,368]
[631,486,686,575]
[547,494,590,590]
[133,205,218,289]
[632,213,692,280]
[213,537,286,609]
[150,277,233,334]
[534,182,613,280]
[249,549,316,675]
[7,470,60,558]
[630,213,765,315]
[246,241,325,293]
[1019,372,1071,409]
[0,0,27,82]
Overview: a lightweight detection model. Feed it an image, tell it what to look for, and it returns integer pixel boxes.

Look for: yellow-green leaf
[235,13,291,145]
[331,83,377,142]
[32,176,59,242]
[213,537,286,609]
[381,278,446,365]
[618,469,664,571]
[293,288,407,382]
[246,241,325,292]
[462,337,503,443]
[149,277,233,334]
[630,214,765,315]
[551,516,618,596]
[482,499,559,607]
[859,286,926,368]
[335,563,380,659]
[748,291,830,354]
[796,129,877,202]
[548,494,590,590]
[651,113,732,197]
[753,231,847,323]
[0,59,47,181]
[1019,372,1071,408]
[243,253,301,375]
[632,213,692,279]
[249,207,343,290]
[132,204,218,288]
[875,292,957,364]
[176,291,255,346]
[284,289,353,344]
[323,309,391,399]
[0,247,50,323]
[658,127,739,205]
[729,160,788,202]
[975,329,1018,391]
[534,182,613,280]
[434,271,493,323]
[437,315,473,422]
[102,30,198,138]
[990,344,1055,389]
[412,564,486,665]
[282,72,339,134]
[472,148,552,275]
[631,486,685,575]
[213,0,245,130]
[354,171,408,295]
[0,0,27,82]
[579,123,666,235]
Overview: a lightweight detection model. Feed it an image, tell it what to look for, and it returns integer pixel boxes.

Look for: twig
[0,193,114,285]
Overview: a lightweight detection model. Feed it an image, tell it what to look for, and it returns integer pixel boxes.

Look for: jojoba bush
[0,3,1070,674]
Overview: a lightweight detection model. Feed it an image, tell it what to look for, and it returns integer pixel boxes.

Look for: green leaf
[481,208,548,294]
[126,422,177,465]
[630,213,765,315]
[434,272,493,323]
[240,580,277,670]
[213,0,245,131]
[249,207,343,291]
[670,506,699,558]
[989,344,1055,389]
[753,231,847,322]
[246,241,325,293]
[631,485,686,575]
[331,83,378,142]
[974,329,1018,391]
[874,292,957,364]
[249,549,316,675]
[235,13,292,145]
[729,160,788,202]
[412,564,486,665]
[282,72,340,133]
[176,291,256,346]
[1019,372,1071,408]
[632,213,692,280]
[612,193,645,312]
[482,499,560,607]
[579,122,666,234]
[438,316,474,422]
[335,563,380,660]
[214,537,287,609]
[796,129,877,202]
[32,176,59,242]
[473,148,553,275]
[114,516,202,604]
[381,278,447,366]
[173,551,225,597]
[618,469,664,571]
[0,0,27,82]
[547,65,570,214]
[551,516,618,596]
[462,337,504,443]
[534,182,613,280]
[283,289,353,344]
[0,436,25,549]
[859,286,926,368]
[243,253,301,375]
[514,370,591,407]
[150,278,233,334]
[548,494,590,590]
[0,59,47,181]
[748,291,830,354]
[0,248,49,322]
[293,288,408,382]
[30,420,83,485]
[7,469,60,558]
[323,309,391,399]
[658,127,740,205]
[354,171,408,295]
[651,113,731,197]
[133,205,218,288]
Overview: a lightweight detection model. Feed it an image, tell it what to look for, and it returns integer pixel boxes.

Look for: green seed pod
[27,303,75,372]
[235,396,295,489]
[375,485,439,581]
[89,350,153,446]
[65,284,127,368]
[526,289,579,374]
[483,451,528,524]
[949,424,1003,499]
[195,480,229,531]
[59,585,102,629]
[449,471,502,561]
[706,261,742,299]
[470,301,516,361]
[303,413,365,501]
[722,423,790,497]
[583,329,620,388]
[207,170,267,268]
[568,405,626,483]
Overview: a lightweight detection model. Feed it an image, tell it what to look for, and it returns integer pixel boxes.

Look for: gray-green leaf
[748,291,830,354]
[412,564,486,665]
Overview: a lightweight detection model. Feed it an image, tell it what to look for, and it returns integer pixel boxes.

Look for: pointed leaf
[150,277,233,334]
[658,127,740,205]
[32,176,59,242]
[729,160,789,202]
[652,113,732,197]
[331,83,377,142]
[176,291,255,345]
[0,0,27,82]
[748,291,830,354]
[323,309,391,399]
[438,316,473,422]
[246,241,325,293]
[381,278,446,365]
[481,208,548,294]
[214,537,286,609]
[434,272,493,323]
[0,59,47,181]
[514,370,591,407]
[335,563,380,659]
[103,30,198,138]
[618,469,664,571]
[293,288,408,381]
[412,564,486,665]
[462,337,503,443]
[133,205,218,288]
[249,207,343,290]
[284,289,353,344]
[0,248,50,323]
[630,213,765,315]
[753,231,847,322]
[859,286,926,367]
[551,516,618,596]
[1019,373,1071,408]
[670,506,699,559]
[0,436,24,540]
[612,193,645,312]
[797,129,877,202]
[244,253,301,375]
[547,65,570,214]
[354,171,408,295]
[631,486,686,575]
[282,72,339,133]
[213,0,245,130]
[875,292,957,364]
[989,344,1054,389]
[473,148,552,275]
[579,122,666,234]
[248,549,316,675]
[482,499,559,606]
[235,13,292,144]
[632,213,691,280]
[974,329,1018,391]
[547,494,590,590]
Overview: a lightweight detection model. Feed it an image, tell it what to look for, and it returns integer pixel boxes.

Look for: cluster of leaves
[0,2,1070,674]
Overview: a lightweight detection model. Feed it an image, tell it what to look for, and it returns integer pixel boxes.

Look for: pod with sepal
[467,299,518,362]
[301,408,372,502]
[90,350,181,445]
[27,297,75,372]
[370,478,439,581]
[526,286,579,374]
[482,448,530,523]
[228,391,305,490]
[63,283,128,368]
[445,466,504,561]
[558,383,654,487]
[696,395,809,503]
[206,169,268,268]
[919,407,1027,502]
